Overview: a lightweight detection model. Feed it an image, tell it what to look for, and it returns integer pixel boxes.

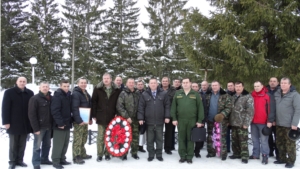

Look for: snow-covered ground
[0,136,299,169]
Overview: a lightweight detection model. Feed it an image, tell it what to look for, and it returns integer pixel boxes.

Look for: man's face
[39,83,50,94]
[16,77,27,89]
[161,78,170,87]
[126,79,135,90]
[136,82,144,90]
[211,82,220,93]
[201,81,208,91]
[280,79,291,91]
[114,77,122,86]
[235,83,244,94]
[149,79,158,91]
[60,83,70,93]
[269,78,279,88]
[78,79,87,90]
[103,75,112,86]
[191,83,199,92]
[182,79,191,90]
[227,82,234,92]
[173,80,181,88]
[254,82,263,92]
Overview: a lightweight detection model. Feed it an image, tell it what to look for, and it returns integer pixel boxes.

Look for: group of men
[1,74,300,169]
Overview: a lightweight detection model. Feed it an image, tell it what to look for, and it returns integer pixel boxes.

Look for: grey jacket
[137,88,170,125]
[274,87,300,127]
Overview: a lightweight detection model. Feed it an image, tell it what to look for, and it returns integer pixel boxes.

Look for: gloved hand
[214,113,225,123]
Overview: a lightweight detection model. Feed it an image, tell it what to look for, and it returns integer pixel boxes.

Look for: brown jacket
[91,81,121,125]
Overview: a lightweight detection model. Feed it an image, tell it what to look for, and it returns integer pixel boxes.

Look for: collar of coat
[96,81,118,90]
[14,86,29,93]
[206,88,227,95]
[145,87,163,96]
[236,89,249,96]
[124,87,138,93]
[159,84,175,91]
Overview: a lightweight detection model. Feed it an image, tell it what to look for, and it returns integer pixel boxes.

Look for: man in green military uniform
[171,78,204,164]
[116,78,140,161]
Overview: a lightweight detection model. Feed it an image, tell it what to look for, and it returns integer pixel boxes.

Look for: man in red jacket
[250,81,275,165]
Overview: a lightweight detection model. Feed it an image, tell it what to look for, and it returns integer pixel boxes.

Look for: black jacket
[72,86,92,124]
[159,84,176,105]
[1,87,34,134]
[199,88,211,123]
[51,89,72,130]
[138,88,170,125]
[28,92,52,132]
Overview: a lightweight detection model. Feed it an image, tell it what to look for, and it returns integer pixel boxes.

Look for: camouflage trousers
[97,125,109,157]
[126,121,139,155]
[276,126,296,163]
[72,123,88,159]
[207,121,228,158]
[231,126,249,159]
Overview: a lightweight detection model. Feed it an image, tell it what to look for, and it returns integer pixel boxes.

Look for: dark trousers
[268,126,278,156]
[147,124,163,158]
[32,129,52,166]
[51,129,70,164]
[194,142,204,155]
[164,120,175,151]
[9,134,28,164]
[226,125,231,152]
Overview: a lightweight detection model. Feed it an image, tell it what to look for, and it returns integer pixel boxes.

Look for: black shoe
[229,155,241,159]
[187,159,192,164]
[227,150,231,153]
[249,155,260,159]
[139,146,146,153]
[274,160,286,164]
[8,164,16,169]
[53,164,64,169]
[285,163,294,168]
[60,160,71,165]
[179,159,186,163]
[262,154,268,165]
[148,157,154,162]
[132,154,140,160]
[195,154,201,158]
[41,160,53,165]
[156,157,163,161]
[165,150,172,155]
[242,159,248,164]
[105,155,111,161]
[16,162,27,167]
[121,155,127,161]
[222,156,227,161]
[96,156,102,162]
[269,153,274,157]
[206,154,216,158]
[82,155,92,160]
[73,156,85,164]
[33,166,40,169]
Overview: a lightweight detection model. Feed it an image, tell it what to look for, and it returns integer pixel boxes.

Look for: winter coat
[91,82,121,125]
[274,86,300,127]
[205,88,232,122]
[251,87,275,124]
[199,88,211,123]
[159,84,176,106]
[266,85,280,96]
[72,86,92,124]
[229,90,254,127]
[138,88,170,125]
[116,87,140,121]
[51,89,72,130]
[171,89,204,123]
[1,87,34,134]
[28,92,52,132]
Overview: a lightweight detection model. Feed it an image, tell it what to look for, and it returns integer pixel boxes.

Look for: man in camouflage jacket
[116,78,140,161]
[229,81,254,164]
[205,81,232,161]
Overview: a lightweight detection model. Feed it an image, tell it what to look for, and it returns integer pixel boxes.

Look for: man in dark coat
[28,82,53,169]
[226,81,235,153]
[136,80,146,153]
[138,78,170,162]
[51,79,73,169]
[72,77,92,164]
[2,77,34,169]
[160,77,176,155]
[91,73,121,162]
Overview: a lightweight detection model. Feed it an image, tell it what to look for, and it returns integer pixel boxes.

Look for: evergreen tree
[181,0,300,87]
[24,0,66,84]
[142,0,199,80]
[104,0,141,78]
[62,0,107,85]
[1,0,30,88]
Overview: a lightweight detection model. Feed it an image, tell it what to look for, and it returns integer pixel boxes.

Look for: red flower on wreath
[105,116,132,157]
